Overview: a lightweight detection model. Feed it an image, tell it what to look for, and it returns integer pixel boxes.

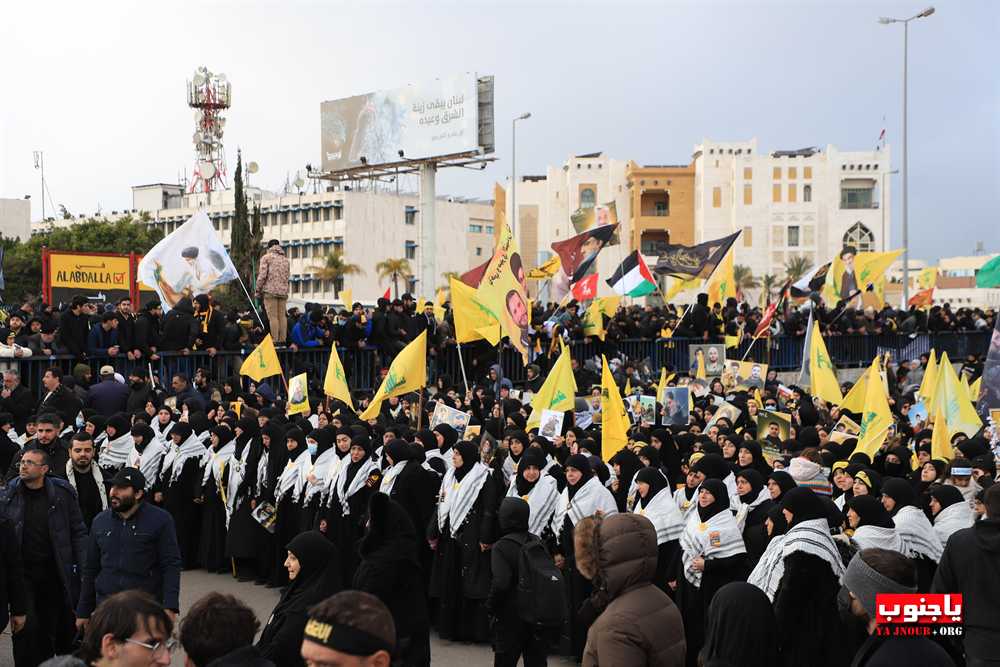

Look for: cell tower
[187,66,231,193]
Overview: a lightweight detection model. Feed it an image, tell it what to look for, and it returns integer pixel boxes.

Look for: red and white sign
[572,274,598,302]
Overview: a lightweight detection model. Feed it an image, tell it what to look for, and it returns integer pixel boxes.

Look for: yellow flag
[450,277,500,344]
[808,321,843,405]
[930,398,954,461]
[239,335,283,382]
[359,331,428,421]
[856,357,894,460]
[665,275,700,301]
[824,250,904,304]
[526,255,561,280]
[725,328,743,349]
[841,373,868,413]
[754,388,764,408]
[960,374,973,404]
[340,289,353,309]
[416,297,428,314]
[600,356,630,460]
[707,247,736,305]
[475,213,531,364]
[695,349,707,380]
[933,351,983,439]
[917,267,938,290]
[919,351,938,405]
[624,378,633,396]
[656,367,670,404]
[323,345,355,411]
[582,296,621,340]
[287,373,310,416]
[433,288,447,322]
[526,340,577,429]
[969,376,982,403]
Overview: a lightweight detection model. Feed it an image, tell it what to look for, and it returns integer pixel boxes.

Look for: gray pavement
[0,569,577,666]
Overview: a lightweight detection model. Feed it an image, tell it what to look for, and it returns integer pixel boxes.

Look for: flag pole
[234,273,267,330]
[456,342,471,395]
[417,389,424,430]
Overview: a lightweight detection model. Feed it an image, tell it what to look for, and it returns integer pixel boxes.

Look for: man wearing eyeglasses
[0,446,87,666]
[75,589,176,666]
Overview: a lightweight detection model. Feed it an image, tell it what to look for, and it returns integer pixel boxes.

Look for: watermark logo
[875,594,964,638]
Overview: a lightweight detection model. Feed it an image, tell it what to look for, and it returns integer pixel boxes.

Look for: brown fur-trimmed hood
[576,512,658,598]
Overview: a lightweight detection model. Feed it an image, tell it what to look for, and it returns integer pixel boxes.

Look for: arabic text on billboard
[321,74,480,172]
[48,252,132,305]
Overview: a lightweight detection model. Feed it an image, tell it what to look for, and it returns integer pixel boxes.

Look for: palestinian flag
[607,250,657,297]
[790,262,830,299]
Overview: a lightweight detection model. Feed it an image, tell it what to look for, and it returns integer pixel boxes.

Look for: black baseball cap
[110,467,146,491]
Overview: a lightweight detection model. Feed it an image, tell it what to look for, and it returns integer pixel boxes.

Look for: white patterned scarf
[277,452,312,504]
[893,505,943,562]
[322,455,350,503]
[680,508,747,587]
[747,534,787,601]
[255,450,270,497]
[335,457,378,516]
[934,502,974,547]
[506,474,560,536]
[735,487,772,533]
[634,485,685,545]
[226,440,253,518]
[550,476,618,542]
[129,441,167,492]
[164,434,207,486]
[151,419,174,444]
[202,442,235,488]
[379,460,408,496]
[437,462,489,537]
[750,518,844,601]
[851,525,904,553]
[303,448,338,504]
[674,486,699,521]
[65,461,108,512]
[100,433,137,471]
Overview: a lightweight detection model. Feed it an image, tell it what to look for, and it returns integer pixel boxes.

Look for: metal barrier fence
[0,331,989,401]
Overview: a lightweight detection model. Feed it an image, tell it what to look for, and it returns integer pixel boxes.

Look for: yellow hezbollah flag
[287,373,310,416]
[582,295,621,340]
[841,373,868,413]
[969,376,982,403]
[917,267,939,290]
[665,275,700,301]
[340,288,353,309]
[695,349,707,380]
[526,255,561,280]
[707,247,736,305]
[600,355,630,460]
[808,321,843,405]
[930,398,954,461]
[656,367,674,405]
[323,345,355,411]
[450,277,500,344]
[476,212,531,364]
[824,250,903,304]
[725,328,743,350]
[624,378,633,396]
[239,335,283,382]
[919,350,938,405]
[932,351,982,439]
[434,288,447,322]
[359,331,427,421]
[856,357,894,459]
[526,340,577,429]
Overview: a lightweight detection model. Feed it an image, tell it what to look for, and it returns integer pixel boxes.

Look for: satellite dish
[247,162,259,174]
[294,177,305,189]
[193,73,206,86]
[201,163,217,179]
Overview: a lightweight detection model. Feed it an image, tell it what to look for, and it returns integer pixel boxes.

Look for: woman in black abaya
[161,421,206,569]
[270,426,311,588]
[325,434,380,587]
[257,530,342,667]
[197,424,235,573]
[226,416,266,582]
[700,582,780,667]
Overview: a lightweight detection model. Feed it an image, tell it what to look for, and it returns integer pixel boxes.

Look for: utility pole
[33,151,44,221]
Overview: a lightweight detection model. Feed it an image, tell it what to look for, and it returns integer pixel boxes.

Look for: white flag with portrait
[137,210,238,311]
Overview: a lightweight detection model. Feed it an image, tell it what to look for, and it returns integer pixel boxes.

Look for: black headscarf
[608,448,642,506]
[650,428,682,484]
[385,438,412,466]
[211,425,235,450]
[767,470,796,503]
[697,478,731,522]
[766,504,788,538]
[130,423,155,454]
[930,484,965,511]
[780,487,827,527]
[736,468,765,505]
[285,427,307,462]
[453,440,479,481]
[189,412,211,437]
[635,467,670,509]
[310,426,336,459]
[881,477,917,516]
[433,424,459,454]
[514,447,548,497]
[416,429,437,454]
[170,422,193,443]
[882,445,914,478]
[342,435,372,489]
[854,468,882,496]
[693,453,731,481]
[701,582,780,667]
[739,441,773,478]
[847,495,894,529]
[334,427,353,458]
[273,531,342,617]
[638,445,661,469]
[106,413,130,439]
[565,454,593,500]
[506,430,529,464]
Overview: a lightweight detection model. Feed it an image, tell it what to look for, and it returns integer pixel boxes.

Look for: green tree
[733,264,758,300]
[375,258,412,299]
[783,255,812,283]
[0,215,162,304]
[229,151,253,281]
[311,250,363,298]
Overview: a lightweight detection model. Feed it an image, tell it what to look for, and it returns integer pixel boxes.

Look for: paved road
[0,569,577,666]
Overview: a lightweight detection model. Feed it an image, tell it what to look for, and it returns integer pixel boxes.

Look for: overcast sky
[1,0,996,261]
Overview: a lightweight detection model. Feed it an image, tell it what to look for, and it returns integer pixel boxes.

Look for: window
[221,218,230,231]
[485,225,494,234]
[323,207,331,221]
[788,166,797,180]
[580,188,596,208]
[655,201,668,216]
[212,218,220,231]
[773,166,781,180]
[712,187,722,208]
[841,187,874,209]
[290,245,299,259]
[468,223,483,233]
[788,183,797,203]
[475,247,482,256]
[788,225,800,247]
[773,226,785,245]
[743,184,752,205]
[772,184,781,203]
[404,241,417,260]
[280,212,288,225]
[743,167,752,180]
[743,226,753,247]
[804,166,812,179]
[334,277,344,293]
[333,204,343,221]
[301,245,311,259]
[404,206,417,225]
[843,222,876,252]
[803,225,815,246]
[803,184,812,202]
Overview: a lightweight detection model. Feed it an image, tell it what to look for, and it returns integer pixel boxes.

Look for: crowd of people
[0,273,997,666]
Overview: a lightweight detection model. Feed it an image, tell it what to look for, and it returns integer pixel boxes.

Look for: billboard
[321,73,491,172]
[43,250,136,307]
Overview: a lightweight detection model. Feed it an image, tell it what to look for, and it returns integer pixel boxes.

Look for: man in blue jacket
[76,467,183,631]
[87,311,121,357]
[86,365,129,417]
[0,446,87,666]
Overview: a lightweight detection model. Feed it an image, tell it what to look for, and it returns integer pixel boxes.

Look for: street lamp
[511,112,532,234]
[879,6,934,306]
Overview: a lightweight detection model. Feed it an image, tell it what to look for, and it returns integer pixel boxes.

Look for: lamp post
[511,112,531,234]
[879,6,934,306]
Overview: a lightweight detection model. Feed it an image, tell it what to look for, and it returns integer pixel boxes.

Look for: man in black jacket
[114,297,141,360]
[87,365,129,417]
[487,497,551,667]
[5,413,71,482]
[58,295,92,359]
[0,516,27,639]
[0,369,35,434]
[0,447,87,665]
[37,367,83,429]
[26,321,69,357]
[159,297,198,352]
[134,299,163,358]
[193,293,225,353]
[76,467,182,631]
[933,484,1000,666]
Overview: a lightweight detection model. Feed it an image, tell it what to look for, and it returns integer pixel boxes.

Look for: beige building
[0,198,31,241]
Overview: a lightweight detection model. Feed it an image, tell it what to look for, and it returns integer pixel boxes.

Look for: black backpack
[505,533,567,627]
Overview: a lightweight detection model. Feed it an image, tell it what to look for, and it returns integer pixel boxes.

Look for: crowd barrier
[0,331,989,401]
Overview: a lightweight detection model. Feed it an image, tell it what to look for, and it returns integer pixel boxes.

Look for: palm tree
[783,255,812,284]
[310,250,363,298]
[733,264,759,301]
[375,258,413,299]
[760,273,779,305]
[440,271,461,292]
